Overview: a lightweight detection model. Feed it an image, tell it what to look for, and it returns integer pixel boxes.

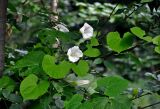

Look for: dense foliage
[0,0,160,109]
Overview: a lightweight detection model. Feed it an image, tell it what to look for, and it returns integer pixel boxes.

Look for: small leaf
[90,37,99,46]
[20,74,49,100]
[130,27,145,38]
[155,46,160,54]
[42,55,71,79]
[130,27,152,42]
[84,48,101,57]
[141,0,153,3]
[72,60,89,76]
[97,76,128,97]
[152,35,160,45]
[93,58,103,65]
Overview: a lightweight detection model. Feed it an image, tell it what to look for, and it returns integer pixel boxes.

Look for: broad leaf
[20,74,49,100]
[72,60,89,76]
[111,95,132,109]
[15,51,45,68]
[0,76,15,93]
[91,97,110,109]
[42,55,71,79]
[107,32,133,53]
[97,76,128,97]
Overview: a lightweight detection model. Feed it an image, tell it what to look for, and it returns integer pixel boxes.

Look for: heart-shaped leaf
[42,55,71,79]
[84,47,101,57]
[97,76,128,97]
[20,74,49,101]
[72,60,89,76]
[130,27,152,42]
[107,32,133,53]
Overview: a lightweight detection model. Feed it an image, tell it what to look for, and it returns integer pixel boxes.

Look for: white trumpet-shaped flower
[157,74,160,81]
[67,46,83,63]
[76,80,90,86]
[80,23,93,40]
[54,24,69,32]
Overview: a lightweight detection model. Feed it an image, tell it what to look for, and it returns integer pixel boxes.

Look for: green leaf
[115,8,126,14]
[93,58,103,65]
[155,46,160,54]
[81,95,130,109]
[19,66,43,77]
[152,35,160,45]
[2,90,22,103]
[15,51,45,68]
[72,60,89,76]
[111,95,132,109]
[52,82,63,93]
[130,27,152,42]
[130,27,145,38]
[38,28,79,45]
[84,48,101,57]
[20,74,49,101]
[141,0,153,3]
[97,76,128,97]
[128,53,142,65]
[142,36,152,42]
[0,76,15,92]
[90,37,99,46]
[42,55,71,79]
[65,94,83,109]
[79,102,93,109]
[107,32,133,53]
[91,97,110,109]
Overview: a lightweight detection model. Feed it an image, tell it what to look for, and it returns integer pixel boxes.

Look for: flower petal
[67,46,83,63]
[68,56,80,63]
[54,24,69,32]
[80,23,93,40]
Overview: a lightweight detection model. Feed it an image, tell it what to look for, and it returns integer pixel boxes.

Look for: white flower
[145,72,157,79]
[54,24,69,32]
[157,74,160,81]
[80,23,93,40]
[15,49,28,56]
[67,46,83,63]
[76,80,90,86]
[52,38,60,48]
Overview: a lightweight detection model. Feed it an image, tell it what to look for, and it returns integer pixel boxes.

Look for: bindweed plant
[1,0,160,109]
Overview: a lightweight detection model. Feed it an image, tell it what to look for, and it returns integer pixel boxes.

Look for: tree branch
[0,0,8,76]
[51,0,58,22]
